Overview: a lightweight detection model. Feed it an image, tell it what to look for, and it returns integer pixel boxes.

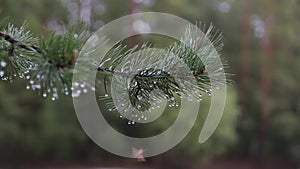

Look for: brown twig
[1,31,207,76]
[0,31,41,53]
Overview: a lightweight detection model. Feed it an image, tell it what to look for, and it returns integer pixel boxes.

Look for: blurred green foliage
[0,0,300,167]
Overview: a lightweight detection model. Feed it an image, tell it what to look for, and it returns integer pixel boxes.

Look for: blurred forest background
[0,0,299,169]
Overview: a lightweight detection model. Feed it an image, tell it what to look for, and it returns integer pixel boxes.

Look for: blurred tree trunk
[128,0,141,48]
[79,0,92,25]
[240,0,251,119]
[258,15,273,157]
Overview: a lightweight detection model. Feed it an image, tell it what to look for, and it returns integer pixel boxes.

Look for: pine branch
[0,22,231,117]
[0,31,41,53]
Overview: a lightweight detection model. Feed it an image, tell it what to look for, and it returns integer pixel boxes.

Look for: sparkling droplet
[43,93,47,97]
[34,84,41,89]
[52,97,56,101]
[72,93,80,98]
[104,94,109,97]
[0,61,7,68]
[0,71,4,77]
[29,80,34,84]
[26,85,30,90]
[137,95,142,101]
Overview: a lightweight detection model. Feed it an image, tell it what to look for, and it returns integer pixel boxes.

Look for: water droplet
[0,61,7,67]
[137,95,142,101]
[26,85,30,90]
[72,93,80,98]
[53,88,57,92]
[0,71,4,77]
[104,94,109,97]
[26,76,30,79]
[83,89,88,93]
[52,97,56,101]
[108,108,112,112]
[43,93,47,97]
[34,84,41,89]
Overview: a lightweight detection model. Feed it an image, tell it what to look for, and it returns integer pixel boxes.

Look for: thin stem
[1,31,208,78]
[0,31,41,53]
[97,67,207,79]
